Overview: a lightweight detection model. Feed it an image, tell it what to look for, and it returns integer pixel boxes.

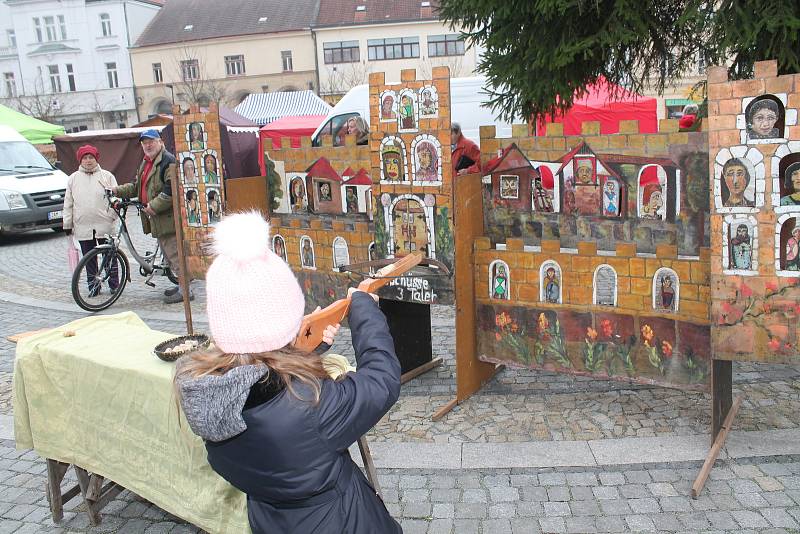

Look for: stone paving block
[400,518,429,534]
[690,494,717,511]
[761,507,800,528]
[144,522,179,534]
[594,515,626,533]
[403,502,432,518]
[660,496,693,512]
[625,514,656,531]
[564,515,596,533]
[490,486,520,502]
[619,483,650,499]
[756,476,786,492]
[402,489,430,502]
[429,475,456,489]
[510,475,538,487]
[569,486,595,501]
[764,491,796,507]
[705,510,740,529]
[538,472,567,486]
[736,491,770,508]
[431,489,460,502]
[432,503,454,519]
[489,503,516,519]
[538,517,566,533]
[0,520,22,534]
[452,519,480,533]
[650,512,682,531]
[598,472,625,486]
[522,486,548,502]
[624,470,652,484]
[759,463,794,477]
[484,474,511,487]
[779,476,800,489]
[543,501,571,517]
[484,518,513,534]
[677,510,711,530]
[510,518,541,533]
[732,464,765,478]
[730,479,765,493]
[546,486,570,502]
[427,518,454,534]
[648,482,679,497]
[565,472,597,486]
[732,509,770,528]
[456,475,482,489]
[454,503,486,519]
[600,498,632,515]
[569,499,601,517]
[3,503,37,521]
[592,486,619,500]
[462,489,488,503]
[649,468,680,482]
[628,497,660,514]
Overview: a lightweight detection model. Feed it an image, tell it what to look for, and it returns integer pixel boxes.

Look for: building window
[44,16,57,42]
[7,30,15,48]
[106,62,118,88]
[367,37,419,61]
[65,64,75,92]
[100,13,112,37]
[224,55,246,76]
[33,18,42,43]
[47,65,61,93]
[281,51,293,72]
[152,62,162,83]
[323,40,360,64]
[697,52,706,75]
[181,59,199,81]
[58,15,67,40]
[4,73,16,98]
[427,34,465,57]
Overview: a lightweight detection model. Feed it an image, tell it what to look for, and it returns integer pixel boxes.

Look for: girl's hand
[322,323,340,345]
[347,287,379,302]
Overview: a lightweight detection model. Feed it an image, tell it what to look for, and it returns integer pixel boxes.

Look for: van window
[0,141,53,174]
[312,112,360,147]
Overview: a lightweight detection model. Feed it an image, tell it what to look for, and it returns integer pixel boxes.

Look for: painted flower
[495,312,512,328]
[327,288,335,299]
[538,313,549,333]
[586,327,598,341]
[600,319,614,338]
[304,278,312,292]
[495,332,502,342]
[765,281,779,293]
[661,340,673,358]
[739,283,753,298]
[641,324,655,347]
[764,303,772,314]
[768,338,781,351]
[794,304,800,316]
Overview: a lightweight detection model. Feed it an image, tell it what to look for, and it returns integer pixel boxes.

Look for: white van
[311,77,513,147]
[0,125,69,235]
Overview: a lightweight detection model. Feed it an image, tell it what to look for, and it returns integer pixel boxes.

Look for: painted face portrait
[182,158,196,182]
[749,99,780,138]
[205,156,217,174]
[319,182,331,201]
[382,148,403,181]
[722,159,754,207]
[382,96,394,117]
[575,161,593,184]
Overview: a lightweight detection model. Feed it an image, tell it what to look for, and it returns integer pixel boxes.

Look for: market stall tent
[0,104,65,144]
[234,90,331,126]
[535,78,658,136]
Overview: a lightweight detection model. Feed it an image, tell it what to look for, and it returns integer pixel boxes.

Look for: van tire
[52,227,64,232]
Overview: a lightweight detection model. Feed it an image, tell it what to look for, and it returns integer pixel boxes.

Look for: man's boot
[164,289,194,304]
[164,285,180,297]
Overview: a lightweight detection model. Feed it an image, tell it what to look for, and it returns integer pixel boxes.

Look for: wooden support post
[73,466,125,526]
[711,359,733,441]
[357,436,381,498]
[431,364,504,422]
[400,357,442,384]
[692,395,742,498]
[45,459,80,523]
[171,180,194,335]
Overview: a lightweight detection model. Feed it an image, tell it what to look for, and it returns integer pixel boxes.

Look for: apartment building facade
[129,0,319,119]
[0,0,161,132]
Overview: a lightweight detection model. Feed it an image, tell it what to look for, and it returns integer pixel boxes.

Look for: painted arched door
[392,198,428,256]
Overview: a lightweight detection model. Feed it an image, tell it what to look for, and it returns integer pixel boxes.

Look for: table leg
[45,459,81,523]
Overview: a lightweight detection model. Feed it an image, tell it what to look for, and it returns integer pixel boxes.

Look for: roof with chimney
[134,0,320,47]
[315,0,440,27]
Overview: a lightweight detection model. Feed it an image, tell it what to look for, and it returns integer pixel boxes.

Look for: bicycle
[70,192,178,312]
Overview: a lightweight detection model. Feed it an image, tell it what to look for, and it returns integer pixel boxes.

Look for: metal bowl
[154,334,210,362]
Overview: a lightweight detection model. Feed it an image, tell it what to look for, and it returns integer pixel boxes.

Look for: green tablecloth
[13,312,250,533]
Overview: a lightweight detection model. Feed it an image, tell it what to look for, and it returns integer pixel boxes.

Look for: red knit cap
[77,145,99,161]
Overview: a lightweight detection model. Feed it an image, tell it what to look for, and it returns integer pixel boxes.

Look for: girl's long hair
[175,343,330,405]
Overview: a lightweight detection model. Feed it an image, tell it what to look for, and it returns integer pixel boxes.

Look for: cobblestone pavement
[3,229,800,532]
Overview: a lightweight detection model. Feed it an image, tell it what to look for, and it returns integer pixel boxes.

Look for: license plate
[48,210,62,221]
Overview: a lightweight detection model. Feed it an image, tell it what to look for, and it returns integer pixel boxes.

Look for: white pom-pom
[212,211,271,262]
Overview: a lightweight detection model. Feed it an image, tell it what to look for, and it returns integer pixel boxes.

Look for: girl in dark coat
[175,212,402,534]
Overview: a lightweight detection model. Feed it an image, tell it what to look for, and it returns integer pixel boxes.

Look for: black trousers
[78,234,119,290]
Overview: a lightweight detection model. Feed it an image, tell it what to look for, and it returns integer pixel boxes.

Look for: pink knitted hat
[206,211,305,353]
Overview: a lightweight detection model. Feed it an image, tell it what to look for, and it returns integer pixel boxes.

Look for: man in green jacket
[114,129,192,304]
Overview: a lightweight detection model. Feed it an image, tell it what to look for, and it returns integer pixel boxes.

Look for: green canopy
[0,104,65,144]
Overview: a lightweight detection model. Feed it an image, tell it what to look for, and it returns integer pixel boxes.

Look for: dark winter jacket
[176,292,402,534]
[115,147,177,238]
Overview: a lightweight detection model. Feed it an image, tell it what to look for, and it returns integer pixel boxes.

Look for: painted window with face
[380,138,407,183]
[729,222,754,270]
[747,97,783,141]
[489,260,510,300]
[414,140,439,182]
[532,171,554,212]
[317,181,333,202]
[653,268,679,312]
[345,186,359,213]
[289,176,306,212]
[380,91,397,122]
[300,236,315,269]
[203,152,219,184]
[780,161,800,207]
[188,122,206,151]
[207,188,221,224]
[602,177,620,217]
[180,153,198,185]
[419,86,438,118]
[780,218,800,272]
[540,261,562,304]
[272,235,287,262]
[185,188,200,226]
[398,90,417,131]
[574,158,596,185]
[721,158,755,208]
[638,165,667,219]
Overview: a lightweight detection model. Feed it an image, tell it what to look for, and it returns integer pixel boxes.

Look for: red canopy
[258,115,327,174]
[536,78,657,136]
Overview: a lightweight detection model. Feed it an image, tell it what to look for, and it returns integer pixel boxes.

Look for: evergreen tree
[437,0,800,122]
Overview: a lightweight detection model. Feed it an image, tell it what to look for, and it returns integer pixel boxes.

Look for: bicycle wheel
[71,247,130,312]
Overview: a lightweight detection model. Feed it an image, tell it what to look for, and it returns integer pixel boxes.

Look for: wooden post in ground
[692,395,742,498]
[171,179,193,335]
[711,359,733,441]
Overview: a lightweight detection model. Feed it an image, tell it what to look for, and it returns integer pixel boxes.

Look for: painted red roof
[341,166,355,178]
[344,168,372,185]
[538,166,555,189]
[484,143,532,174]
[306,157,342,182]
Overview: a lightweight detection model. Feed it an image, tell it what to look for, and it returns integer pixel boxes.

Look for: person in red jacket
[679,103,699,130]
[451,122,482,176]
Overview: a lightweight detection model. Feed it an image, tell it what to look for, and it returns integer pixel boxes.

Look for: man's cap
[139,128,161,141]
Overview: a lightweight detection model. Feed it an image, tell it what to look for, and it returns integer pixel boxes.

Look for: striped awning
[234,90,332,126]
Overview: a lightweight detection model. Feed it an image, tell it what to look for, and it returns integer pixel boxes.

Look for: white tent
[234,90,331,126]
